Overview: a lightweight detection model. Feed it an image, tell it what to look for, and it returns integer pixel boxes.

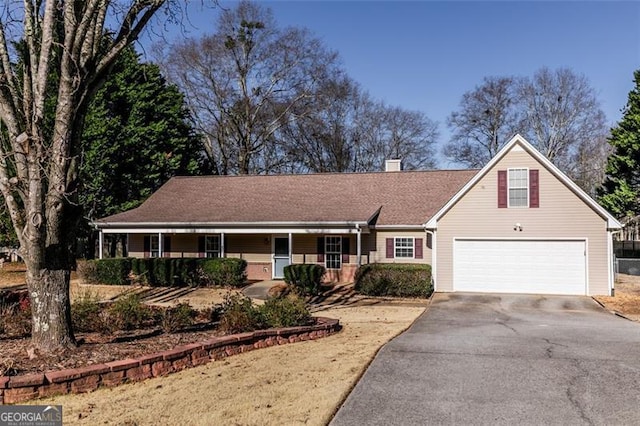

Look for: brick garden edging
[0,317,340,404]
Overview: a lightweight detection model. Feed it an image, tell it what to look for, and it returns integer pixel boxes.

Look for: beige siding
[435,148,610,295]
[371,230,431,264]
[227,235,271,263]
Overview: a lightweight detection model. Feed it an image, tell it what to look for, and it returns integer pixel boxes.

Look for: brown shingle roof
[97,170,477,227]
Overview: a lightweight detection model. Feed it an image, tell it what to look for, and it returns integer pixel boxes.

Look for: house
[95,135,622,296]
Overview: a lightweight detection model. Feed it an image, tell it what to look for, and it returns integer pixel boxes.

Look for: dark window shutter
[143,236,150,258]
[342,237,350,264]
[198,236,205,258]
[317,237,325,263]
[386,238,394,258]
[529,169,539,208]
[415,238,423,259]
[498,170,507,208]
[426,233,433,249]
[163,236,171,258]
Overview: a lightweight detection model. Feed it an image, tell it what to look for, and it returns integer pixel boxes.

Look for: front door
[273,237,290,279]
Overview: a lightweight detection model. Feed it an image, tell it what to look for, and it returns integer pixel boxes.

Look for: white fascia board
[95,220,368,229]
[424,134,622,230]
[374,225,425,230]
[101,227,367,235]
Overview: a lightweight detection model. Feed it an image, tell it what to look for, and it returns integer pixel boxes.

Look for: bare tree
[159,0,339,175]
[444,76,521,168]
[0,1,177,352]
[281,75,438,173]
[519,67,608,164]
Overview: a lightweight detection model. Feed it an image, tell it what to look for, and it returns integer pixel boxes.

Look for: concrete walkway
[242,280,282,300]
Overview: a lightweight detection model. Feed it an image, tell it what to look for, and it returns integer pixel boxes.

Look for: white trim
[429,230,437,292]
[607,231,614,296]
[374,225,425,230]
[204,235,221,258]
[356,225,362,267]
[96,220,368,228]
[158,232,163,258]
[101,227,361,235]
[98,231,104,259]
[425,135,622,230]
[272,235,290,279]
[220,232,225,258]
[393,236,415,259]
[507,167,529,208]
[324,235,342,270]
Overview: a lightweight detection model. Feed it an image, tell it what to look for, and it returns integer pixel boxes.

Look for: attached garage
[453,239,587,295]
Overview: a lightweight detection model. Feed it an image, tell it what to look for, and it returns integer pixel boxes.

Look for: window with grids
[150,235,159,258]
[325,236,342,270]
[395,237,414,258]
[205,235,220,258]
[508,168,529,207]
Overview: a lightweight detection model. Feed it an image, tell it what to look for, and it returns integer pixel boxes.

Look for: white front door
[273,236,290,279]
[453,239,587,295]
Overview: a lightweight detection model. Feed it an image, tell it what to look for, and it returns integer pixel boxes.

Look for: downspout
[609,229,622,297]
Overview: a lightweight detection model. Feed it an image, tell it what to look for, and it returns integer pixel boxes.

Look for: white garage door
[453,239,586,295]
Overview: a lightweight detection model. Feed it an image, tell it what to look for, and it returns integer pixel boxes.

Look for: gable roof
[425,134,622,230]
[97,169,477,228]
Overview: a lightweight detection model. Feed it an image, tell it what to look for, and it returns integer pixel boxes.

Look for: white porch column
[288,232,292,264]
[356,226,362,266]
[221,232,226,258]
[98,230,104,259]
[158,232,163,258]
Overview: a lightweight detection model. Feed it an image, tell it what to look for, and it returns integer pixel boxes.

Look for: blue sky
[142,1,640,167]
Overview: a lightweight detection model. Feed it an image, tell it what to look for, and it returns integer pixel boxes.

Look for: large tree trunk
[26,267,75,351]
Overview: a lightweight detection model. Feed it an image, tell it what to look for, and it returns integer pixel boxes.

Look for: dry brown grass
[595,273,640,321]
[39,304,425,425]
[0,262,27,287]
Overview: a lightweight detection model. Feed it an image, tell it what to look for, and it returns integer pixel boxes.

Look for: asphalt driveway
[331,293,640,425]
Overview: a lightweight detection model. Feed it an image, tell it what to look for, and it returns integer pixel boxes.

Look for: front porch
[98,227,372,283]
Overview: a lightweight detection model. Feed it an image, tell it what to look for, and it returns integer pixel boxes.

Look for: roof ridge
[171,169,479,180]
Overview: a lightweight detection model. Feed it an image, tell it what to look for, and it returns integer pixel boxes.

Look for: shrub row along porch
[97,229,427,283]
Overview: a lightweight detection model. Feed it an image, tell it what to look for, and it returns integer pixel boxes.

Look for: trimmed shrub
[354,264,432,298]
[201,258,247,287]
[283,264,326,296]
[259,294,312,328]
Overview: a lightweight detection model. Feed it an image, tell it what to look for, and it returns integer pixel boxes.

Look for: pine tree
[598,70,640,217]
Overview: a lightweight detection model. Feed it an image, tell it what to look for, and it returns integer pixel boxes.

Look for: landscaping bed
[595,273,640,321]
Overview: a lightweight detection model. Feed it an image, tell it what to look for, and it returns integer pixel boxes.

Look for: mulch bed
[0,327,226,377]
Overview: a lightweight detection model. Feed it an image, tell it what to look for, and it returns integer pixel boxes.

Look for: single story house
[95,135,622,296]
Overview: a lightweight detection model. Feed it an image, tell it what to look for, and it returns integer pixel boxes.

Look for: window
[325,236,342,270]
[508,168,529,207]
[395,237,414,258]
[150,235,159,258]
[205,235,220,258]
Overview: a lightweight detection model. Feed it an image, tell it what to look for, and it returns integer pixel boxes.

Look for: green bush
[354,264,432,298]
[83,257,246,287]
[259,294,312,328]
[201,258,247,287]
[283,264,326,295]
